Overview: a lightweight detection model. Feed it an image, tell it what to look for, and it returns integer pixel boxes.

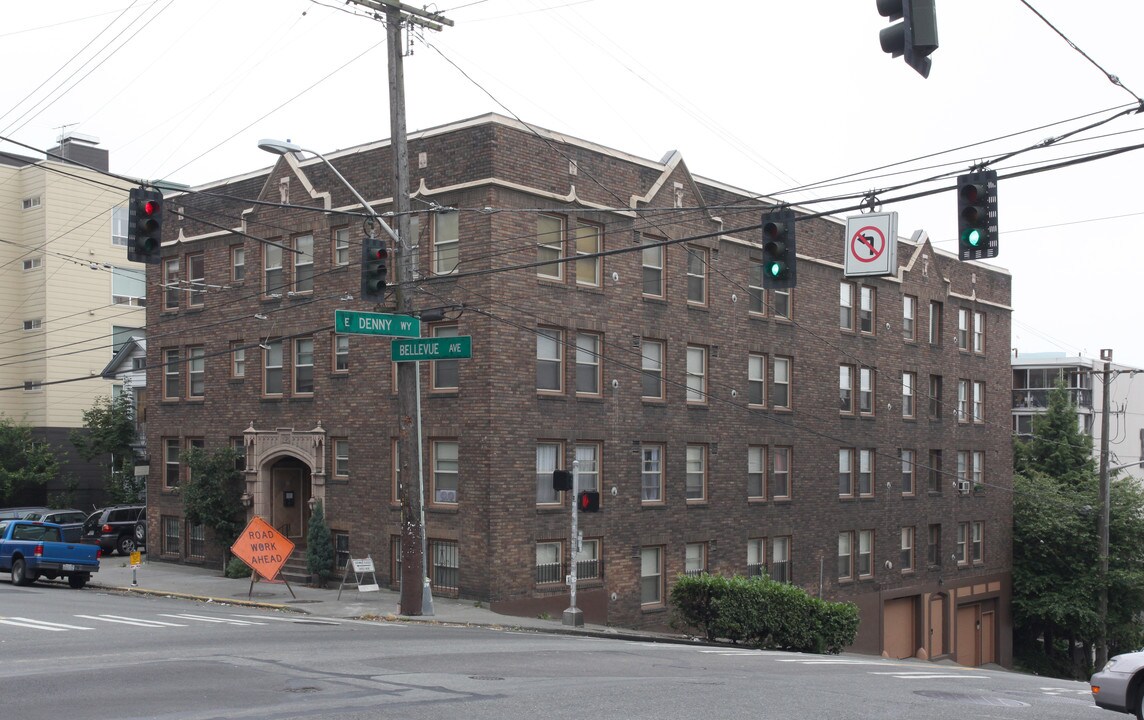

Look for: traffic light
[877,0,939,78]
[957,170,999,261]
[552,469,573,492]
[577,490,600,513]
[127,187,163,264]
[761,207,796,289]
[361,236,389,300]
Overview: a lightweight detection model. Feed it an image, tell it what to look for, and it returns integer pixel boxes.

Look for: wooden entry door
[956,604,980,666]
[981,610,996,665]
[928,594,946,658]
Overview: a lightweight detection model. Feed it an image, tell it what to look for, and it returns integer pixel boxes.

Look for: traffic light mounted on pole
[578,490,600,513]
[762,207,797,290]
[126,187,163,264]
[361,235,389,300]
[957,170,999,261]
[877,0,939,78]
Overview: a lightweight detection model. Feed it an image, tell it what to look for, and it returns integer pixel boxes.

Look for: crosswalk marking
[0,617,93,631]
[75,614,187,628]
[232,614,339,625]
[159,613,267,625]
[870,671,990,680]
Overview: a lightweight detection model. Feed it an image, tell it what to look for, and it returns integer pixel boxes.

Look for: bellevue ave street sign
[392,336,473,362]
[334,309,420,337]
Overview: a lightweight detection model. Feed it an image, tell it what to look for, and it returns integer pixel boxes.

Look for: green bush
[670,573,859,654]
[305,501,335,588]
[225,556,252,578]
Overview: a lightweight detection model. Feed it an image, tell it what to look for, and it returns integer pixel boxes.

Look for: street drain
[914,691,1028,707]
[469,675,505,681]
[285,687,322,694]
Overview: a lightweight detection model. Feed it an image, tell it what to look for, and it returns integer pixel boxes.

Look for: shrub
[305,501,335,588]
[225,556,252,578]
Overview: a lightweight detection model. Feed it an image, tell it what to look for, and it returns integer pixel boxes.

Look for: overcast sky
[5,1,1144,368]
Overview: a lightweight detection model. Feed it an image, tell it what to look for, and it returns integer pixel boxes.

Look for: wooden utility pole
[1096,349,1113,668]
[349,0,451,616]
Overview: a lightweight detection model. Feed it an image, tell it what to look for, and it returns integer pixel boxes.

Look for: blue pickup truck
[0,520,100,589]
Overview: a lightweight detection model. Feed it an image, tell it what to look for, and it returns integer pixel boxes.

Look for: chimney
[47,132,108,172]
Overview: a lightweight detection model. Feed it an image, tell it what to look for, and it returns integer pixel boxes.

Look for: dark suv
[82,505,146,556]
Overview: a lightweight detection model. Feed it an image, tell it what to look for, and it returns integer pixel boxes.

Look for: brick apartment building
[143,113,1012,666]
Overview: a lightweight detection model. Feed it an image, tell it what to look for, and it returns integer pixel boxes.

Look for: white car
[1092,650,1144,719]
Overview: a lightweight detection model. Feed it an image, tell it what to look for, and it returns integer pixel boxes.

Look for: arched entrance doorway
[269,456,311,541]
[241,424,327,544]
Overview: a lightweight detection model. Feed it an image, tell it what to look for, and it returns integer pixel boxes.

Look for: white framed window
[685,444,707,501]
[640,546,663,605]
[231,246,245,281]
[771,536,791,583]
[164,438,180,489]
[333,227,350,266]
[971,521,984,563]
[900,449,915,495]
[163,349,180,399]
[22,319,42,331]
[334,334,349,373]
[840,282,854,330]
[748,538,765,577]
[294,338,314,394]
[858,529,874,578]
[773,356,791,409]
[575,332,601,395]
[972,450,984,488]
[536,442,561,505]
[111,266,146,307]
[685,542,707,576]
[334,439,349,477]
[973,311,986,353]
[748,261,765,314]
[537,214,564,280]
[263,243,283,296]
[900,526,915,572]
[536,541,563,584]
[433,211,459,275]
[574,221,601,287]
[957,308,970,350]
[22,257,42,271]
[929,301,942,345]
[23,380,43,392]
[858,449,874,496]
[263,340,283,396]
[686,345,707,403]
[432,440,459,504]
[22,196,41,210]
[293,234,314,294]
[838,532,853,580]
[641,444,663,503]
[187,347,205,398]
[748,353,766,407]
[112,207,128,246]
[576,443,600,493]
[578,538,601,580]
[958,379,970,422]
[902,371,915,418]
[956,522,969,565]
[536,328,562,393]
[859,367,874,415]
[859,286,875,334]
[432,325,459,390]
[748,445,766,499]
[772,447,791,499]
[163,258,180,310]
[839,448,854,497]
[231,343,245,378]
[686,246,707,305]
[187,252,205,307]
[641,339,664,400]
[973,381,985,422]
[641,234,664,297]
[772,287,791,319]
[903,295,916,340]
[839,365,853,413]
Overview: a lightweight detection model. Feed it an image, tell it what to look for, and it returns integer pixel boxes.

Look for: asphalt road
[0,580,1100,720]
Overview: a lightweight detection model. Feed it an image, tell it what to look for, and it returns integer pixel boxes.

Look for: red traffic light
[370,246,389,260]
[577,490,600,512]
[142,199,159,216]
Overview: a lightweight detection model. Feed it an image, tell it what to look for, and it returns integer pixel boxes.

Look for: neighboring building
[0,134,144,508]
[144,114,1013,666]
[1012,351,1144,482]
[101,336,149,479]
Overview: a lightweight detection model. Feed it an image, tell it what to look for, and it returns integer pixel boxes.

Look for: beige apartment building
[0,134,144,508]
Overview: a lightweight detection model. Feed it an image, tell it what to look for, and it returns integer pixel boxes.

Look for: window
[929,375,942,419]
[22,319,41,331]
[577,538,601,580]
[903,295,916,340]
[294,338,314,394]
[641,234,663,297]
[334,335,349,373]
[858,530,874,578]
[391,439,400,504]
[231,343,245,378]
[575,333,601,395]
[900,449,915,495]
[972,450,984,488]
[164,438,180,488]
[333,228,350,266]
[640,546,663,605]
[929,301,943,345]
[685,543,707,576]
[293,234,314,293]
[858,449,874,496]
[748,353,766,406]
[536,442,561,505]
[957,308,970,350]
[971,521,984,564]
[163,349,180,399]
[232,437,246,472]
[22,257,42,271]
[859,367,874,415]
[390,535,402,587]
[839,365,853,413]
[957,379,970,422]
[748,538,765,577]
[432,326,459,389]
[22,195,41,210]
[686,246,707,305]
[748,260,764,314]
[187,347,205,398]
[859,286,875,333]
[574,221,601,286]
[432,441,459,504]
[772,288,791,319]
[902,372,915,418]
[231,246,245,281]
[748,446,766,499]
[956,451,969,491]
[928,524,942,566]
[641,444,663,503]
[772,356,791,409]
[537,215,564,279]
[334,439,349,477]
[162,516,180,555]
[263,340,283,396]
[685,444,707,501]
[23,380,43,392]
[973,381,984,423]
[973,311,986,353]
[838,532,853,580]
[187,253,205,307]
[900,527,915,572]
[429,539,459,592]
[839,282,854,330]
[686,345,707,403]
[163,258,180,310]
[536,541,563,583]
[576,443,600,494]
[188,522,206,559]
[112,267,146,306]
[838,448,854,497]
[928,449,943,493]
[772,447,791,499]
[263,243,283,295]
[434,211,459,275]
[335,533,350,571]
[536,328,562,392]
[956,522,969,565]
[641,339,664,399]
[771,536,791,583]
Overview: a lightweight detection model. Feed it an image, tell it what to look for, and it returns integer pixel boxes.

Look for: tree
[182,446,244,565]
[71,394,141,503]
[306,501,334,588]
[0,415,60,505]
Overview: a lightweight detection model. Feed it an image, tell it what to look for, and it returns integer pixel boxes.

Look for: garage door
[883,597,917,659]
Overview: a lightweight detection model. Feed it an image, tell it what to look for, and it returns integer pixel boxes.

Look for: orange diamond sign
[230,516,295,581]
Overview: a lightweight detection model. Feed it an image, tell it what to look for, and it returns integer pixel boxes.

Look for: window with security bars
[577,539,601,580]
[747,538,765,577]
[188,522,206,559]
[536,541,562,584]
[429,539,459,592]
[771,536,791,583]
[162,516,180,555]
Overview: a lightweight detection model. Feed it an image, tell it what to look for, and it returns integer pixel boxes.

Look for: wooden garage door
[883,597,917,659]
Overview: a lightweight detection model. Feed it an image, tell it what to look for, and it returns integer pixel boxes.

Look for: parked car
[0,506,50,521]
[1091,649,1144,718]
[81,505,146,556]
[21,508,87,542]
[0,519,100,588]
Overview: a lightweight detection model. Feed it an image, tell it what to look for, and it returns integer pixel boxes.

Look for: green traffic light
[767,262,783,278]
[964,228,982,247]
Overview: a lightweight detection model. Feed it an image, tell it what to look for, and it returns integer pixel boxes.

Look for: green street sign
[391,336,473,362]
[334,309,420,338]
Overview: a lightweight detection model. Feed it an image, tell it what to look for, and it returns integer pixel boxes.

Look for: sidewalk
[88,555,691,644]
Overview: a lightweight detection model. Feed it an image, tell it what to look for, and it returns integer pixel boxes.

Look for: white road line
[870,671,990,680]
[231,614,339,624]
[159,613,267,625]
[75,614,187,628]
[0,617,93,631]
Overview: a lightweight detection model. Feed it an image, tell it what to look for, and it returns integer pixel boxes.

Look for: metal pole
[1097,349,1112,667]
[563,459,583,626]
[415,358,433,615]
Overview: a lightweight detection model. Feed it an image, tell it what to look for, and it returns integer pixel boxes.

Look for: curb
[94,583,300,613]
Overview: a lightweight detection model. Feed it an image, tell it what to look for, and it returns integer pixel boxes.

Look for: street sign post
[334,309,420,337]
[392,336,473,362]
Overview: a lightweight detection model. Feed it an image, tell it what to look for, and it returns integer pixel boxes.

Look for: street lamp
[257,137,431,616]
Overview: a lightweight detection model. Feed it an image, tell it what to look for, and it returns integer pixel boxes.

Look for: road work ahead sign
[231,516,295,581]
